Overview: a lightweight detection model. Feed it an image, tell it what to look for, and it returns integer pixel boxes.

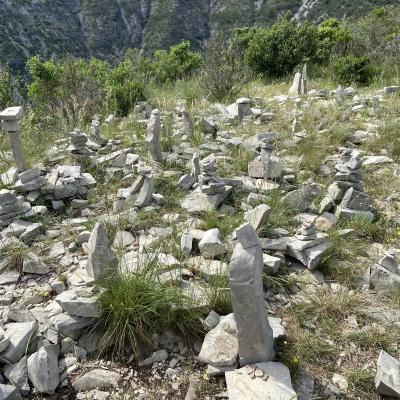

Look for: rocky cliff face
[0,0,396,71]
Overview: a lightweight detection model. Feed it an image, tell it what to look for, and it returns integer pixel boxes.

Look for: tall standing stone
[0,107,27,171]
[86,222,118,280]
[301,64,308,95]
[288,72,302,97]
[146,109,163,162]
[229,223,274,366]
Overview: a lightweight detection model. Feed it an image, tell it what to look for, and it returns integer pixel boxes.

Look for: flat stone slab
[225,362,297,400]
[1,322,38,363]
[181,186,232,213]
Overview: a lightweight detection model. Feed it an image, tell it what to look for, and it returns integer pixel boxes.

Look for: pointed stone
[86,222,118,280]
[230,223,274,365]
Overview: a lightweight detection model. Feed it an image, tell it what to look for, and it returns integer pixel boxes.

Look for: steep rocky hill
[0,0,397,71]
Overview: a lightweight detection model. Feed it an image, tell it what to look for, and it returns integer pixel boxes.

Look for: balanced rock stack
[320,149,374,220]
[89,117,107,146]
[285,220,330,270]
[113,164,158,212]
[68,129,93,161]
[181,154,233,213]
[0,189,25,227]
[248,135,282,180]
[369,249,400,291]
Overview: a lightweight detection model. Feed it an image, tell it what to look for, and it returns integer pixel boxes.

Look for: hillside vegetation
[0,0,397,72]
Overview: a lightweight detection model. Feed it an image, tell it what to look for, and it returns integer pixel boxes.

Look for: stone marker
[229,223,274,365]
[86,222,118,280]
[146,109,163,162]
[288,72,302,97]
[0,106,27,171]
[375,350,400,397]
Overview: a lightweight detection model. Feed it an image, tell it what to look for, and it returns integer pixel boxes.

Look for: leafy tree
[201,35,251,101]
[331,55,378,86]
[315,18,352,62]
[235,16,318,78]
[150,41,202,83]
[0,64,14,110]
[107,58,145,117]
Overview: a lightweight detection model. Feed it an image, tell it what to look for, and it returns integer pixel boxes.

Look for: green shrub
[0,64,15,110]
[107,58,145,117]
[331,55,378,86]
[95,268,204,358]
[201,35,251,101]
[150,41,202,83]
[27,56,110,126]
[235,16,318,78]
[315,18,352,63]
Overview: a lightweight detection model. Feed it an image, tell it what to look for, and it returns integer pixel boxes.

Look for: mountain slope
[0,0,396,71]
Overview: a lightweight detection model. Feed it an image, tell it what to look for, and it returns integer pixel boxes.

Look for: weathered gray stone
[138,349,168,366]
[51,314,94,340]
[22,253,49,275]
[86,222,118,280]
[0,384,21,400]
[198,314,238,367]
[225,362,297,400]
[27,345,59,394]
[72,369,120,392]
[181,233,193,256]
[1,322,38,363]
[146,109,163,162]
[178,174,195,190]
[4,356,29,396]
[281,183,321,212]
[55,291,99,318]
[375,350,400,398]
[198,229,226,259]
[243,204,271,230]
[230,223,274,365]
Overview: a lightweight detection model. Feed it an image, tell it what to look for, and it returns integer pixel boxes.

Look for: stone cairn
[181,154,238,213]
[248,135,282,180]
[89,117,107,146]
[198,156,226,195]
[68,129,94,162]
[113,163,160,213]
[285,219,330,270]
[320,149,374,220]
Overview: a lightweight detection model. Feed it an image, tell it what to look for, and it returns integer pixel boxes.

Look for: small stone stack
[89,117,107,146]
[0,189,25,227]
[68,129,93,161]
[320,150,374,220]
[113,164,158,212]
[285,220,329,270]
[248,136,282,180]
[181,154,233,213]
[370,249,400,291]
[198,156,226,195]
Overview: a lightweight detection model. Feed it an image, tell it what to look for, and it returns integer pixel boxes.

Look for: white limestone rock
[375,350,400,398]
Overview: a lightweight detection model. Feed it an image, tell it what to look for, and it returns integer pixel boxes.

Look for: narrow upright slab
[86,222,118,280]
[230,223,274,365]
[145,109,163,162]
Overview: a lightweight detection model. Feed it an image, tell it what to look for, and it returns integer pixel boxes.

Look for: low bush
[200,35,251,101]
[150,41,202,84]
[107,59,145,117]
[235,16,318,78]
[331,55,378,86]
